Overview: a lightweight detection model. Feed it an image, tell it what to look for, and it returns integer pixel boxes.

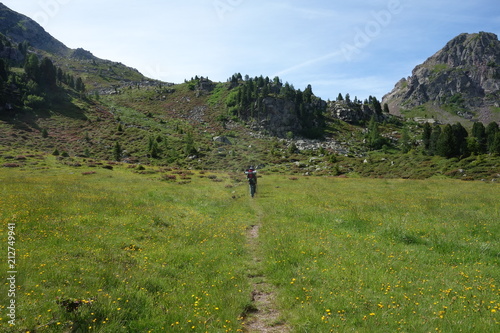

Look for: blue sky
[2,0,499,101]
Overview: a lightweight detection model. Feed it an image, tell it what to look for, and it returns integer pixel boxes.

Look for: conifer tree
[491,132,500,154]
[401,127,411,153]
[24,54,39,81]
[486,121,499,153]
[39,57,57,88]
[422,122,432,151]
[366,116,384,150]
[437,124,455,158]
[471,122,487,154]
[429,125,441,155]
[113,141,122,161]
[75,77,85,92]
[451,122,468,157]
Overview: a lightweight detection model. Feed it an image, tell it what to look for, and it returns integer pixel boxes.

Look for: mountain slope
[383,32,500,124]
[0,3,69,56]
[0,4,499,179]
[0,3,148,91]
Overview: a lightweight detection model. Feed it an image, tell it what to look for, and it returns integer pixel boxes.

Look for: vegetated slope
[0,3,499,179]
[0,2,148,91]
[383,32,500,125]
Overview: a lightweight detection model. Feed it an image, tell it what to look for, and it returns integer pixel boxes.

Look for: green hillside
[0,5,499,179]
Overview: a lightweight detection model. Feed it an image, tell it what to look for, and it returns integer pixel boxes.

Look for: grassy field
[0,158,499,332]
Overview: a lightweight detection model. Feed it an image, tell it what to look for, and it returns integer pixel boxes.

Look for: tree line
[0,38,86,114]
[335,93,389,114]
[422,121,500,157]
[226,73,325,137]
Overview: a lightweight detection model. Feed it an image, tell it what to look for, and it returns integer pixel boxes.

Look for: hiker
[245,166,257,197]
[245,166,257,183]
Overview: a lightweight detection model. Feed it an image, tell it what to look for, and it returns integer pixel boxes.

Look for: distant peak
[71,48,95,60]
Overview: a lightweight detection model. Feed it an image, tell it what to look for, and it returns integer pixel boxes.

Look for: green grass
[0,162,255,332]
[1,161,499,332]
[258,176,499,332]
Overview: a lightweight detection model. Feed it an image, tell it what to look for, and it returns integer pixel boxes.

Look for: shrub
[23,94,46,109]
[161,174,177,181]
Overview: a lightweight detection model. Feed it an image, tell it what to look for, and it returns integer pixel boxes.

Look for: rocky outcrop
[258,97,303,137]
[213,136,232,145]
[242,96,326,138]
[71,48,95,60]
[327,100,385,124]
[383,32,500,119]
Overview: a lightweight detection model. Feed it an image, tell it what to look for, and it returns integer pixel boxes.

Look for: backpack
[247,170,255,179]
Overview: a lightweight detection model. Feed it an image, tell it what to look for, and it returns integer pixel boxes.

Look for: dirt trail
[242,222,290,333]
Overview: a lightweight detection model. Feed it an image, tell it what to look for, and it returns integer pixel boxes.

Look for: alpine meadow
[0,2,500,333]
[0,162,499,332]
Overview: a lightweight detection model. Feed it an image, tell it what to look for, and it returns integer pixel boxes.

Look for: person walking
[245,166,257,197]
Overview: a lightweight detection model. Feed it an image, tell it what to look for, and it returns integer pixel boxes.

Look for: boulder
[213,136,232,145]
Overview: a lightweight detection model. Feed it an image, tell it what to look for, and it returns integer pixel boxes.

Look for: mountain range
[0,3,499,179]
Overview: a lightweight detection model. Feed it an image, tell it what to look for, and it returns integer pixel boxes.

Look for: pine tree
[303,84,313,104]
[429,125,441,155]
[401,127,411,153]
[371,97,382,114]
[184,132,197,156]
[451,122,468,157]
[486,121,499,153]
[75,77,85,92]
[113,142,122,161]
[0,59,8,82]
[422,122,432,151]
[39,57,57,88]
[150,141,159,158]
[24,54,39,81]
[437,124,455,158]
[491,132,500,154]
[366,116,385,150]
[471,122,487,154]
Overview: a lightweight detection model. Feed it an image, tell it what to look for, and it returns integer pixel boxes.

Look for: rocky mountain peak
[383,32,500,123]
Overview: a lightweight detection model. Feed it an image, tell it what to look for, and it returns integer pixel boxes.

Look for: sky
[2,0,499,101]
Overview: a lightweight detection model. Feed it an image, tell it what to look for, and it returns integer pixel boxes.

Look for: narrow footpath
[242,201,290,333]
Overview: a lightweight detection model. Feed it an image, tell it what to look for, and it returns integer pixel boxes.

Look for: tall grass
[1,163,498,332]
[258,176,499,332]
[0,165,256,332]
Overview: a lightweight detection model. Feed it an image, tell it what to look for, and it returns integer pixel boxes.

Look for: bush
[23,94,46,109]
